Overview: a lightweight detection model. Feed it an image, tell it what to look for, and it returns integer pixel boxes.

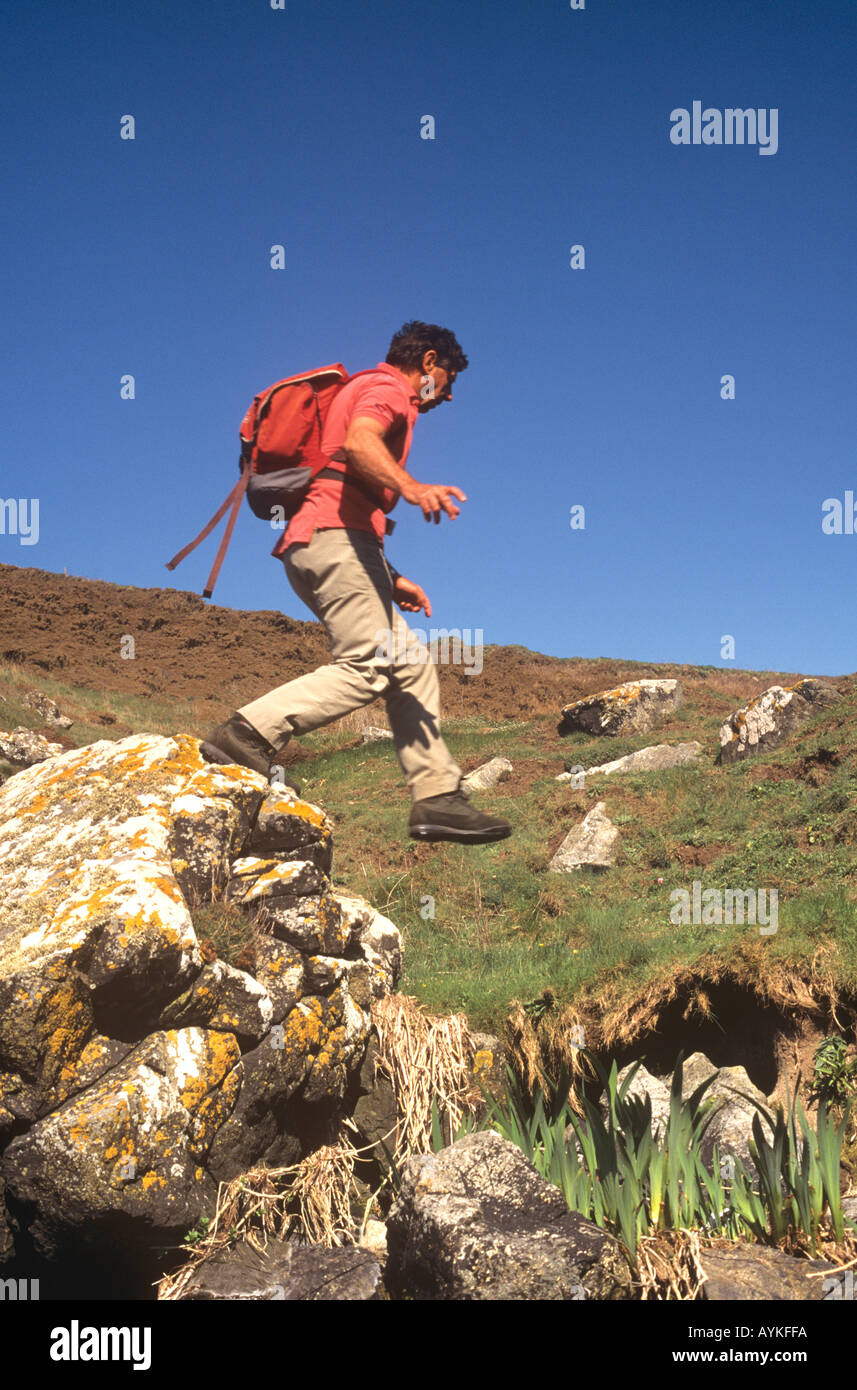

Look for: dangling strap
[165,462,250,598]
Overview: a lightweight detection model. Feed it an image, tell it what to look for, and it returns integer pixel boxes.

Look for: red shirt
[273,362,419,553]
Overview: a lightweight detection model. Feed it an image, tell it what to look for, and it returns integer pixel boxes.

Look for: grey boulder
[386,1130,632,1300]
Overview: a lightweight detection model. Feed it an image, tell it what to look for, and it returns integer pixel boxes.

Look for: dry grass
[371,993,484,1162]
[157,1126,378,1301]
[505,999,592,1114]
[636,1229,709,1300]
[157,992,485,1299]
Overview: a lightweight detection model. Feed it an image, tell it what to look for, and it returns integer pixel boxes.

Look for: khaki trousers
[239,527,462,802]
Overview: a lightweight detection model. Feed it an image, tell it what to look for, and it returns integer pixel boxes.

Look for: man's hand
[400,478,467,524]
[393,575,431,617]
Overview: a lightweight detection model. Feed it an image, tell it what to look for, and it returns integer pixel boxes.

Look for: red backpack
[166,363,378,597]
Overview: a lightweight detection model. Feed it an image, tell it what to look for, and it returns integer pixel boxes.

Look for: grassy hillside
[3,656,856,1065]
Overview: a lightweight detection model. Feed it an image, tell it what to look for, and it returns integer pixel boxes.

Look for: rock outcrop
[718,679,840,764]
[581,741,703,778]
[599,1054,775,1173]
[699,1244,840,1300]
[0,727,64,767]
[23,690,74,730]
[386,1131,633,1300]
[549,802,619,872]
[178,1239,385,1301]
[461,757,513,793]
[0,734,400,1289]
[559,680,683,737]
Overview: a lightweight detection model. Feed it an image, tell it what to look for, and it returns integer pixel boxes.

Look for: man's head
[386,320,468,413]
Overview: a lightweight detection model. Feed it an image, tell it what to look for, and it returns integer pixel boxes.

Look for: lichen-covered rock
[718,679,840,764]
[549,802,619,872]
[386,1131,633,1300]
[0,1071,41,1145]
[0,732,397,1286]
[584,741,703,777]
[253,890,351,956]
[0,726,65,766]
[0,735,237,1024]
[177,1238,384,1301]
[247,789,333,873]
[252,937,305,1022]
[1,1027,238,1258]
[461,757,513,793]
[169,770,259,900]
[559,680,683,737]
[226,856,327,905]
[23,691,73,729]
[334,894,403,996]
[158,960,274,1044]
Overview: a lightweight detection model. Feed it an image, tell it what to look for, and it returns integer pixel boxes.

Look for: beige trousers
[239,527,462,802]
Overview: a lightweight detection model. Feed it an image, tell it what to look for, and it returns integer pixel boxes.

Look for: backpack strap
[165,460,250,598]
[313,464,383,508]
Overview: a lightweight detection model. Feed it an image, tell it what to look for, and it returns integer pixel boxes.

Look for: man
[201,321,511,844]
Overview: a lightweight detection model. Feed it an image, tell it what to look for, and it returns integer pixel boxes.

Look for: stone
[584,742,703,777]
[169,772,259,901]
[335,894,403,996]
[1,1027,236,1259]
[0,732,396,1283]
[253,891,351,956]
[718,679,840,764]
[699,1244,840,1300]
[680,1053,775,1171]
[601,1054,775,1174]
[349,1036,399,1163]
[251,937,304,1022]
[23,691,74,729]
[0,727,64,767]
[247,789,333,873]
[158,960,274,1044]
[226,856,327,906]
[387,1131,632,1301]
[461,757,513,793]
[178,1238,384,1301]
[361,726,393,742]
[559,680,683,738]
[548,802,619,872]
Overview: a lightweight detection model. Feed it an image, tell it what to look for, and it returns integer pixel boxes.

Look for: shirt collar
[375,361,420,406]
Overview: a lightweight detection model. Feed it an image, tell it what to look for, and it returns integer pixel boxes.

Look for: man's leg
[238,530,460,801]
[240,530,392,743]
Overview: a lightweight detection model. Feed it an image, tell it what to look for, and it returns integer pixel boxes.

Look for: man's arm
[343,416,467,523]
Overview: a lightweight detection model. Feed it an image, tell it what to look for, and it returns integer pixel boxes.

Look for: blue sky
[2,0,855,675]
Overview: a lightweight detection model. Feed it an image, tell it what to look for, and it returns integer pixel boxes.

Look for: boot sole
[409,823,512,844]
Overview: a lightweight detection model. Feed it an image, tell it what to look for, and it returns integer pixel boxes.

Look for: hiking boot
[200,713,278,779]
[409,784,512,844]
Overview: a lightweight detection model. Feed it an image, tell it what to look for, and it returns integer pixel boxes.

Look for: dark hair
[385,320,469,374]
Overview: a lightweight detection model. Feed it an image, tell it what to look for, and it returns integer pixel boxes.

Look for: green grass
[4,659,856,1038]
[292,695,857,1033]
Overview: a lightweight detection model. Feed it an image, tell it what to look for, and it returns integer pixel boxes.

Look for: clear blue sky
[2,0,855,675]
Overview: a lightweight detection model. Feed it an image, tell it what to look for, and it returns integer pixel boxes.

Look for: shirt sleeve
[345,378,407,434]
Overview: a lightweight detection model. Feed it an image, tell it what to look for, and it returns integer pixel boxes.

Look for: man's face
[417,358,456,413]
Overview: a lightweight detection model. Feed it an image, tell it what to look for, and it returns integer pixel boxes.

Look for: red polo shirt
[273,362,419,554]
